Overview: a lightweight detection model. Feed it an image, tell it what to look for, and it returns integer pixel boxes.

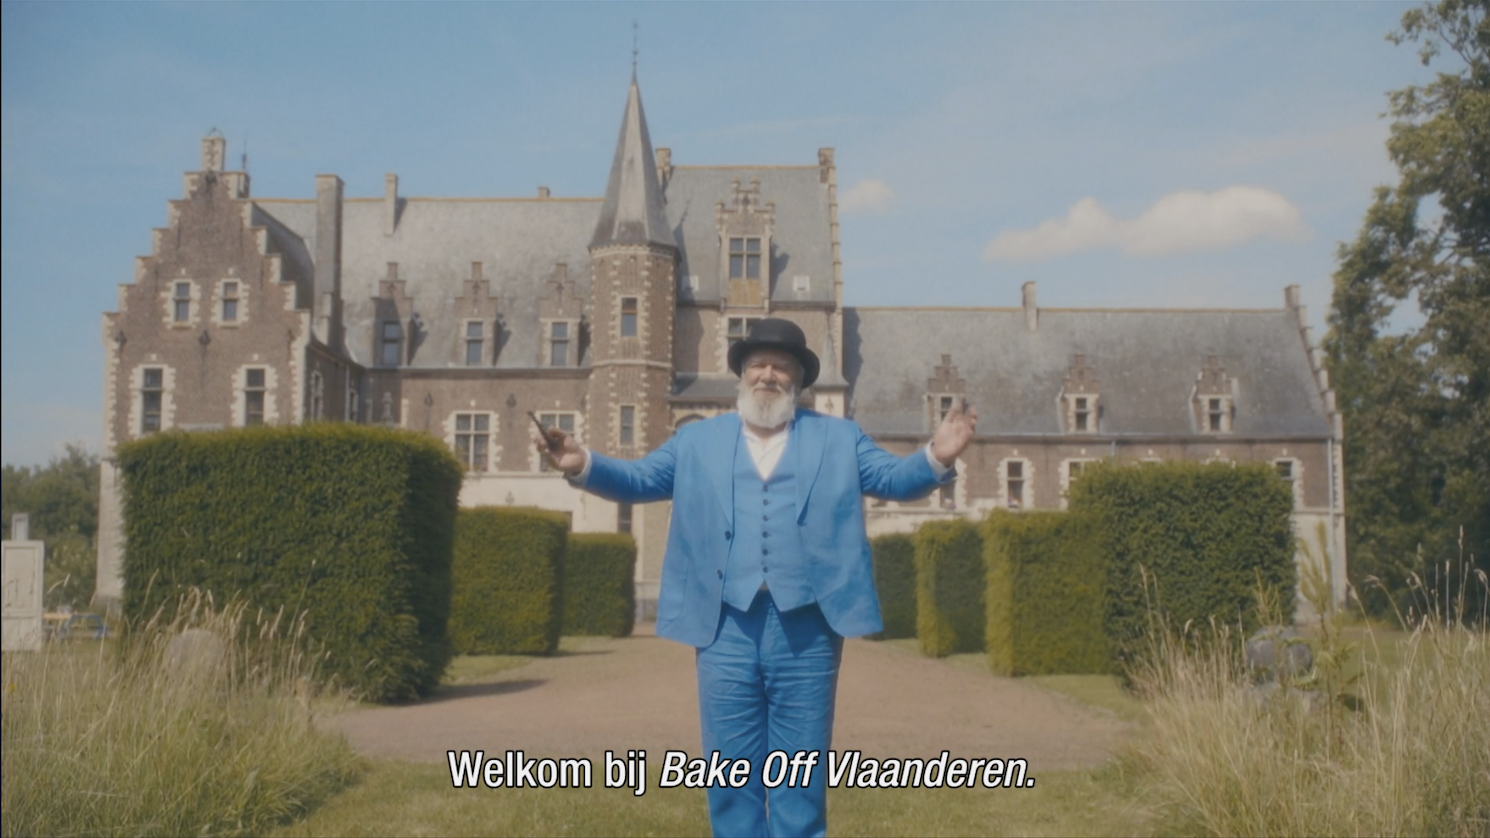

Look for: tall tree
[1325,0,1490,616]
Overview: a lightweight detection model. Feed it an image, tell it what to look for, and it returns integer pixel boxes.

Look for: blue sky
[1,1,1431,466]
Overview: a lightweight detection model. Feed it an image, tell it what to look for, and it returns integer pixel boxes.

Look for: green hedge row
[870,534,917,640]
[983,511,1110,676]
[914,519,985,657]
[450,507,569,655]
[562,533,636,637]
[1069,460,1296,659]
[118,425,462,702]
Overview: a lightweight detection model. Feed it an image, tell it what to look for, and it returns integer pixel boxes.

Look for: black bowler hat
[727,317,820,388]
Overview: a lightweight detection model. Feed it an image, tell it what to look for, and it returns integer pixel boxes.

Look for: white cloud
[839,178,893,215]
[982,186,1311,263]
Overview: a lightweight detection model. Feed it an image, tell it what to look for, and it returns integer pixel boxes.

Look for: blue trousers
[696,593,843,838]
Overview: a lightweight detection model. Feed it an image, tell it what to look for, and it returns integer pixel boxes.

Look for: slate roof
[665,165,835,305]
[843,307,1331,438]
[591,74,672,250]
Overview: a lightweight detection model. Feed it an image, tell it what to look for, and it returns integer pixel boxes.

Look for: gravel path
[322,624,1131,772]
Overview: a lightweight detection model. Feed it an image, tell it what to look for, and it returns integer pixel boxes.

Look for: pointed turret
[591,74,673,249]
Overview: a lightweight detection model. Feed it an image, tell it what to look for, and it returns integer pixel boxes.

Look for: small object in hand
[527,410,565,451]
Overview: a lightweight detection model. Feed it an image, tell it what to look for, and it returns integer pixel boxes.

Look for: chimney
[1022,281,1038,332]
[315,175,344,346]
[384,174,398,236]
[537,186,550,199]
[818,148,834,184]
[201,134,226,173]
[655,148,671,189]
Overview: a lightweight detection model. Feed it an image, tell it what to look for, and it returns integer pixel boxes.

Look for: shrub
[914,519,985,657]
[1069,460,1295,659]
[450,507,569,654]
[562,533,636,637]
[117,424,462,702]
[0,594,360,837]
[871,533,917,640]
[984,511,1110,675]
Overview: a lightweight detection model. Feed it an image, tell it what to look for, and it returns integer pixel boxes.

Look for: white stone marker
[2,513,45,651]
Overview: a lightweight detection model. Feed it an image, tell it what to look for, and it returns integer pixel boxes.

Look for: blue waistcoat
[722,432,813,612]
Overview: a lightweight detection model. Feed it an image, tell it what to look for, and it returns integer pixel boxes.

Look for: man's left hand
[931,399,978,468]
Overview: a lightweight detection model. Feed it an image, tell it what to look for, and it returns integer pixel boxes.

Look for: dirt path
[323,624,1131,772]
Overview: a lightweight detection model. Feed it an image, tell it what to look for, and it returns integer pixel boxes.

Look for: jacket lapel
[794,409,826,523]
[704,412,740,522]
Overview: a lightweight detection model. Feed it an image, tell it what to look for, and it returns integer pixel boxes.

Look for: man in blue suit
[536,318,976,837]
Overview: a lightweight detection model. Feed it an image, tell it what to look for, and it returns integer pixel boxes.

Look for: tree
[1,444,101,609]
[1325,0,1490,616]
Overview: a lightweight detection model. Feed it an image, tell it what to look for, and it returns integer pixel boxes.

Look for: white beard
[736,380,798,430]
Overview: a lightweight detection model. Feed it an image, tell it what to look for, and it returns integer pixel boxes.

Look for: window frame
[453,412,493,473]
[728,236,763,280]
[244,367,266,426]
[619,404,636,447]
[172,281,192,323]
[221,281,239,323]
[464,320,485,366]
[549,321,571,367]
[620,297,639,338]
[141,367,164,434]
[379,320,403,367]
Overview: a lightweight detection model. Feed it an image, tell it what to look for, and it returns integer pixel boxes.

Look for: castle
[96,74,1347,616]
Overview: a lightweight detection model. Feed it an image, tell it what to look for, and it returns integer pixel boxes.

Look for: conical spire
[591,73,673,250]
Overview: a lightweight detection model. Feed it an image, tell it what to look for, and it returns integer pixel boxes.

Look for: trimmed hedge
[1069,460,1296,658]
[984,511,1110,676]
[914,519,985,657]
[450,507,568,655]
[562,533,636,637]
[870,534,917,640]
[117,424,462,703]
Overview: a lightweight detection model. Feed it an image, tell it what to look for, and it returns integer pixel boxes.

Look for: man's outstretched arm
[531,425,676,503]
[858,400,978,499]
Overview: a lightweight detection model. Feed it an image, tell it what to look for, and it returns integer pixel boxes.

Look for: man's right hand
[532,426,588,475]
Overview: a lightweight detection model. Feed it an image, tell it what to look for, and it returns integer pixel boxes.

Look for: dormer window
[926,354,966,431]
[1194,355,1234,433]
[549,321,570,366]
[1060,354,1101,434]
[465,321,484,366]
[380,321,402,366]
[729,237,762,280]
[1074,397,1093,431]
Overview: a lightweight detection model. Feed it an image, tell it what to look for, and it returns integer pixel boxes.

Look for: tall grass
[1,592,360,837]
[1128,558,1489,837]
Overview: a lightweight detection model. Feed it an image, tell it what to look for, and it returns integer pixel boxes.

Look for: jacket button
[717,570,723,579]
[724,531,732,540]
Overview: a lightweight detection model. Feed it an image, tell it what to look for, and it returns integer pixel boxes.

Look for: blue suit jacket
[582,409,947,647]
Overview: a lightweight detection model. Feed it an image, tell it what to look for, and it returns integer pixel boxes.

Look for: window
[380,321,402,366]
[620,297,638,338]
[550,322,570,367]
[221,281,239,322]
[1068,461,1087,481]
[347,386,358,423]
[245,368,265,426]
[1275,460,1294,482]
[309,371,325,421]
[726,316,761,349]
[465,321,484,366]
[729,237,762,280]
[618,502,633,534]
[1006,460,1025,510]
[537,413,575,471]
[173,282,191,323]
[793,275,810,294]
[454,413,490,472]
[1208,398,1224,432]
[141,368,163,433]
[1074,397,1092,432]
[619,405,635,446]
[938,395,955,423]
